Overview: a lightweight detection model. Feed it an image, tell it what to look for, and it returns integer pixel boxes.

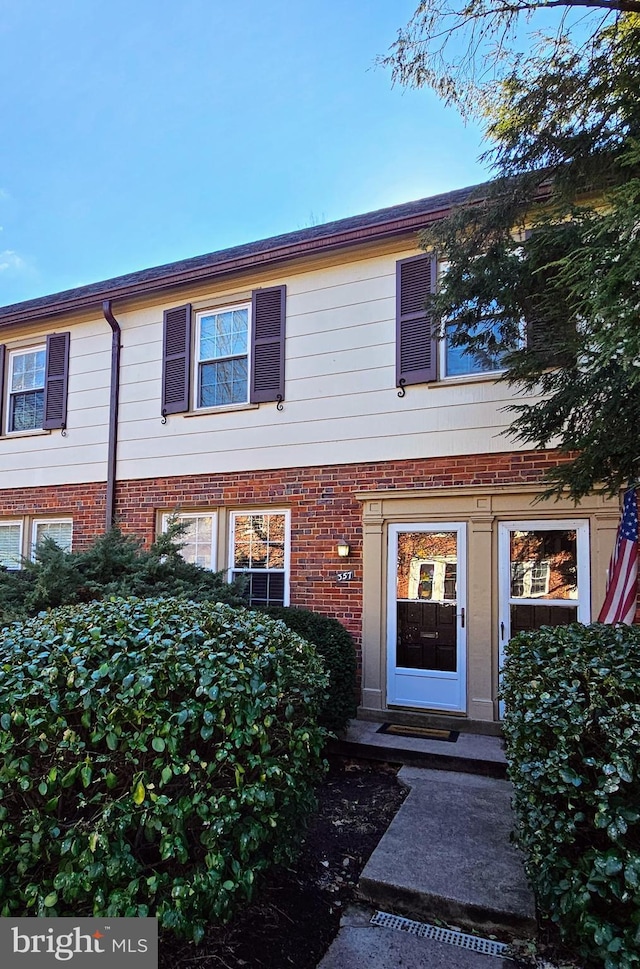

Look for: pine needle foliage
[385,6,640,500]
[0,523,245,627]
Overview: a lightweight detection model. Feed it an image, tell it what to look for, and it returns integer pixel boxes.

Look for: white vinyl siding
[113,247,527,482]
[0,318,110,489]
[2,245,543,490]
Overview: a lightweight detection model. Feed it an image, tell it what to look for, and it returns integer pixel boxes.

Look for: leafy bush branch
[0,597,329,940]
[502,623,640,967]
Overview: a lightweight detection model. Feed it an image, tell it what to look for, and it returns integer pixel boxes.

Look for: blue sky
[0,1,490,306]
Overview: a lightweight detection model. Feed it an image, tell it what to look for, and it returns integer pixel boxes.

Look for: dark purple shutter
[162,304,192,415]
[42,332,70,430]
[250,286,286,404]
[396,254,437,386]
[0,344,5,435]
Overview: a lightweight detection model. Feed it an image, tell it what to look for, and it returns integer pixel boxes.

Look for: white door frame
[498,519,591,676]
[387,522,467,712]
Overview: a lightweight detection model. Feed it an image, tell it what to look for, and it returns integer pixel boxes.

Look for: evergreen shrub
[0,524,245,626]
[501,623,640,968]
[259,606,357,733]
[0,596,328,940]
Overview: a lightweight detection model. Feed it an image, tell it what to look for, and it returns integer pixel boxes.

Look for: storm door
[387,523,467,711]
[498,520,591,672]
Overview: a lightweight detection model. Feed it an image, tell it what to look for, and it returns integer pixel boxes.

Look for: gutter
[102,300,121,531]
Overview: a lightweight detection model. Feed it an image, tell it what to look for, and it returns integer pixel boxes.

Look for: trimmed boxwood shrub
[501,623,640,968]
[0,597,328,940]
[259,606,357,734]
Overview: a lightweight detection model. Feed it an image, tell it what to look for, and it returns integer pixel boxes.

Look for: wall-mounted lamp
[337,540,350,558]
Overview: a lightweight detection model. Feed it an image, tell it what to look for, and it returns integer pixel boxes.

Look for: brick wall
[0,450,561,653]
[0,481,107,550]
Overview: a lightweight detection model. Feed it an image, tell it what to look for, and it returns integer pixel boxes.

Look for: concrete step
[357,766,536,940]
[329,719,508,779]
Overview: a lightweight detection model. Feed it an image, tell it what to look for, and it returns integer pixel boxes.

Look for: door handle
[460,607,465,629]
[500,621,505,641]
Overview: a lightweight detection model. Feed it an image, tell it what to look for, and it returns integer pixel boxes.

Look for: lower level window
[230,511,289,607]
[0,521,23,569]
[32,519,73,558]
[0,516,72,567]
[161,512,216,569]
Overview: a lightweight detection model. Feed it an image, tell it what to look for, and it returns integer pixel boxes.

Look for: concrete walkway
[318,721,536,968]
[359,766,535,936]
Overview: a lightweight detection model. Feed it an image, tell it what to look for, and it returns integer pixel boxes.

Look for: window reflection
[232,513,287,607]
[397,532,457,602]
[509,530,577,600]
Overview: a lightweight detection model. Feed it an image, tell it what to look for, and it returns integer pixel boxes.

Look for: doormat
[377,723,459,743]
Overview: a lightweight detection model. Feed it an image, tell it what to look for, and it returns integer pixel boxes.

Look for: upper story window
[229,510,290,608]
[196,305,249,408]
[160,286,286,418]
[0,333,70,435]
[161,512,217,569]
[443,319,508,378]
[8,347,46,432]
[396,255,514,386]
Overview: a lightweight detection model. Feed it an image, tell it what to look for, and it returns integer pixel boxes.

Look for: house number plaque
[336,570,355,582]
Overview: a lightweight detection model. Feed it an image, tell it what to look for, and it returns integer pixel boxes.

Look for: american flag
[598,488,638,625]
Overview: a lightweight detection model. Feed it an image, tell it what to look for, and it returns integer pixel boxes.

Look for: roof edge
[0,181,489,328]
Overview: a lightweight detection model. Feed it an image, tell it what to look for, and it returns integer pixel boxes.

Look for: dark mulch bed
[158,757,407,969]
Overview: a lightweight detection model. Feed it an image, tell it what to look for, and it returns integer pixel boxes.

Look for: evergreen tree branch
[391,8,640,499]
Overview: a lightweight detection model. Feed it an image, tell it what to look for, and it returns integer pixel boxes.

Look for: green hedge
[501,623,640,968]
[0,528,358,737]
[259,606,357,734]
[0,597,328,941]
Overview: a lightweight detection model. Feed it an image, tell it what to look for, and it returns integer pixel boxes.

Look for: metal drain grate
[370,911,510,957]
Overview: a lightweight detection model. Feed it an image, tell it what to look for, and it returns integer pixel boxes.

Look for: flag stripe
[599,548,636,623]
[598,488,638,625]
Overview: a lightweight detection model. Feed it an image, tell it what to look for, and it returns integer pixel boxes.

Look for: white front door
[387,523,467,712]
[498,519,591,674]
